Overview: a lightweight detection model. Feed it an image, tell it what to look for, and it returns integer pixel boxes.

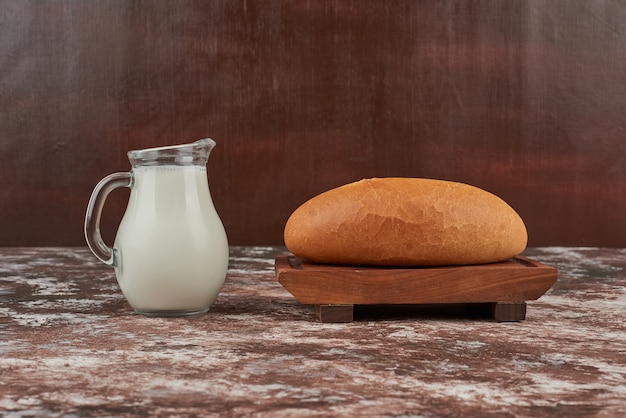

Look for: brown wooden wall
[1,0,625,247]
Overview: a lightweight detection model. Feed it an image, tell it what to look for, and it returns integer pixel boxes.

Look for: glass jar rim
[127,138,215,167]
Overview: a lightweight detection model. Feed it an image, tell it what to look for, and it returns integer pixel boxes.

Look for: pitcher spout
[192,138,216,161]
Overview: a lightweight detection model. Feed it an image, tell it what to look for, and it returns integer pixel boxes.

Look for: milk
[113,165,229,315]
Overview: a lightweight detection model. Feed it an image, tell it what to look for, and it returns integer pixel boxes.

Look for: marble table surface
[0,246,625,417]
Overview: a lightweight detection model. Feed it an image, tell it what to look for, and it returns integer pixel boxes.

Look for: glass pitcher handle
[84,172,132,267]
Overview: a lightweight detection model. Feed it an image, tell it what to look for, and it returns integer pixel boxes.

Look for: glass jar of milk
[85,139,229,317]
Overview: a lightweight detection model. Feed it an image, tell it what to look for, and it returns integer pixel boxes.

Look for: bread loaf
[284,178,527,266]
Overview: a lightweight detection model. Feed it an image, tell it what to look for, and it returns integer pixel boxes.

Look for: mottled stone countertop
[1,247,625,417]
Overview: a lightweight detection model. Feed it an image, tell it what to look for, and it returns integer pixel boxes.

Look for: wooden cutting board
[275,255,558,323]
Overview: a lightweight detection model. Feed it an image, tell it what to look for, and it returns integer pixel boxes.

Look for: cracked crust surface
[284,178,528,266]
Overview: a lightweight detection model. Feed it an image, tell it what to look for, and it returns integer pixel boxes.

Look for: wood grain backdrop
[1,0,625,247]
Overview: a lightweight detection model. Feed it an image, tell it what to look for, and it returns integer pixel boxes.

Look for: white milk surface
[113,166,229,313]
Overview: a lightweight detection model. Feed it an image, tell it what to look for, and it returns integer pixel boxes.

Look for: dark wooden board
[2,2,626,248]
[275,255,557,322]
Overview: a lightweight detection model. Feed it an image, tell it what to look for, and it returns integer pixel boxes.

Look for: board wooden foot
[491,301,526,322]
[315,304,354,323]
